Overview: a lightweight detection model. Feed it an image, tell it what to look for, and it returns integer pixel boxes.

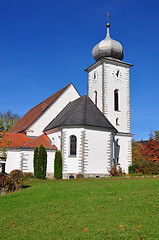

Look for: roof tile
[0,133,56,150]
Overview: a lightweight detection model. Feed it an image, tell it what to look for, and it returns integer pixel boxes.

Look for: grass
[0,177,159,240]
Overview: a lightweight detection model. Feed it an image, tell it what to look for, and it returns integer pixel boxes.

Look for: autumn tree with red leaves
[130,131,159,174]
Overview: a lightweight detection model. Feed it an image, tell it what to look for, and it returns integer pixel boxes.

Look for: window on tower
[70,135,77,156]
[114,89,119,111]
[116,118,119,125]
[94,91,97,106]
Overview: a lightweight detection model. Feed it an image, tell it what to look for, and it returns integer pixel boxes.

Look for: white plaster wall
[47,129,61,150]
[62,127,112,175]
[115,135,132,173]
[62,128,83,174]
[46,150,55,173]
[105,63,130,133]
[85,129,111,174]
[5,148,55,174]
[88,64,103,112]
[88,61,131,134]
[27,84,80,137]
[5,150,20,173]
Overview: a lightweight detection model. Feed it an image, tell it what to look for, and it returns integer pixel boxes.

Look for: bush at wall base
[54,150,62,179]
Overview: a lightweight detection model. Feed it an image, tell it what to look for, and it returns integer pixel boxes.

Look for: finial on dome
[104,11,111,27]
[92,12,124,61]
[104,12,111,38]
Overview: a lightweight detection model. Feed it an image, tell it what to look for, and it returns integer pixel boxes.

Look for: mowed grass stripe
[0,177,159,240]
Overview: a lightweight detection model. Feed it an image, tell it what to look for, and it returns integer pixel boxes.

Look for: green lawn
[0,177,159,240]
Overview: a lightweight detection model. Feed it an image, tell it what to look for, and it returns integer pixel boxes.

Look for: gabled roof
[19,134,56,150]
[0,132,34,148]
[9,83,72,133]
[44,95,117,132]
[0,132,56,150]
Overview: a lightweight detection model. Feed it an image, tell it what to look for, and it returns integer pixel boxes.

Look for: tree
[138,138,159,163]
[0,110,20,132]
[131,131,159,174]
[33,145,47,179]
[33,147,39,178]
[54,150,62,179]
[0,132,12,173]
[38,144,47,179]
[132,139,143,165]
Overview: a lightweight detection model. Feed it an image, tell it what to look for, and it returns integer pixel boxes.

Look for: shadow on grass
[22,185,31,189]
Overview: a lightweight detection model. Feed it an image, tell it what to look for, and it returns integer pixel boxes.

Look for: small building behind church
[0,18,133,178]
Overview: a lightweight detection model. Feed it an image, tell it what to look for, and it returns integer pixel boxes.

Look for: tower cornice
[84,57,133,72]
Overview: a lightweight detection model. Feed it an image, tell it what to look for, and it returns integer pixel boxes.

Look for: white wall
[5,148,55,174]
[27,84,80,137]
[88,64,103,112]
[115,134,132,173]
[62,128,82,174]
[85,128,112,174]
[104,63,130,133]
[47,129,61,150]
[5,150,20,173]
[88,60,131,134]
[61,127,113,176]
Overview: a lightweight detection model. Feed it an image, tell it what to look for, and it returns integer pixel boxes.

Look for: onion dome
[92,22,124,61]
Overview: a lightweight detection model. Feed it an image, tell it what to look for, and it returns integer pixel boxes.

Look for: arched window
[114,89,119,111]
[94,91,97,106]
[70,135,77,156]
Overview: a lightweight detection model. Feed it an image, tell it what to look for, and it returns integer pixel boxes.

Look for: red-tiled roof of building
[0,132,56,150]
[9,83,72,133]
[0,132,34,148]
[20,134,56,150]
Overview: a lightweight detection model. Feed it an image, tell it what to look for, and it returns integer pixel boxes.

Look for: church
[1,17,133,179]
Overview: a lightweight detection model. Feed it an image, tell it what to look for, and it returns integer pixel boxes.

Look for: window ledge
[68,155,77,158]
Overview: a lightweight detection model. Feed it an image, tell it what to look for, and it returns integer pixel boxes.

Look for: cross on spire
[104,11,112,24]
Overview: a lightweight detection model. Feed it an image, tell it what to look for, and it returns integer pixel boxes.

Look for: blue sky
[0,0,159,140]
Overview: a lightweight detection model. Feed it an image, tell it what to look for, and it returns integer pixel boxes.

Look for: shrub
[109,164,125,177]
[76,174,84,178]
[38,144,47,179]
[23,172,34,179]
[54,150,62,179]
[10,169,24,189]
[129,159,159,175]
[33,146,39,178]
[129,163,139,173]
[0,173,15,192]
[33,145,47,179]
[137,160,159,175]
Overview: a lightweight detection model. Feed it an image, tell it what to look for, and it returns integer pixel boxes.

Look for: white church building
[1,19,133,178]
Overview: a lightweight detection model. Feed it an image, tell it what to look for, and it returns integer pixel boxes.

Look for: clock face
[92,71,99,83]
[112,68,122,81]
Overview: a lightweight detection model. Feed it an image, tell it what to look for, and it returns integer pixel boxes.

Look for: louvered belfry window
[70,135,77,156]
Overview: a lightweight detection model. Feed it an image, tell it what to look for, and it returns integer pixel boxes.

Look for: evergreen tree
[54,150,62,179]
[33,145,47,179]
[33,147,39,178]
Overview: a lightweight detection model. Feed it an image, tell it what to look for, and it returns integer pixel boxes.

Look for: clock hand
[116,70,119,77]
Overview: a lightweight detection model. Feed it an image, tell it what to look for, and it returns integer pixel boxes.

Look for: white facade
[46,127,114,179]
[86,58,133,173]
[5,148,55,176]
[86,59,132,134]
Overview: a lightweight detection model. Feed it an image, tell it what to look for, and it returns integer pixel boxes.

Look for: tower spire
[104,11,112,38]
[104,11,112,27]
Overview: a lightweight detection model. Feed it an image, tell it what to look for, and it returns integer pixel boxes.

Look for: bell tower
[85,13,133,172]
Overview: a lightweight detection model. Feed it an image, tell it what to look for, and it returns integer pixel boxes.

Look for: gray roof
[44,95,117,132]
